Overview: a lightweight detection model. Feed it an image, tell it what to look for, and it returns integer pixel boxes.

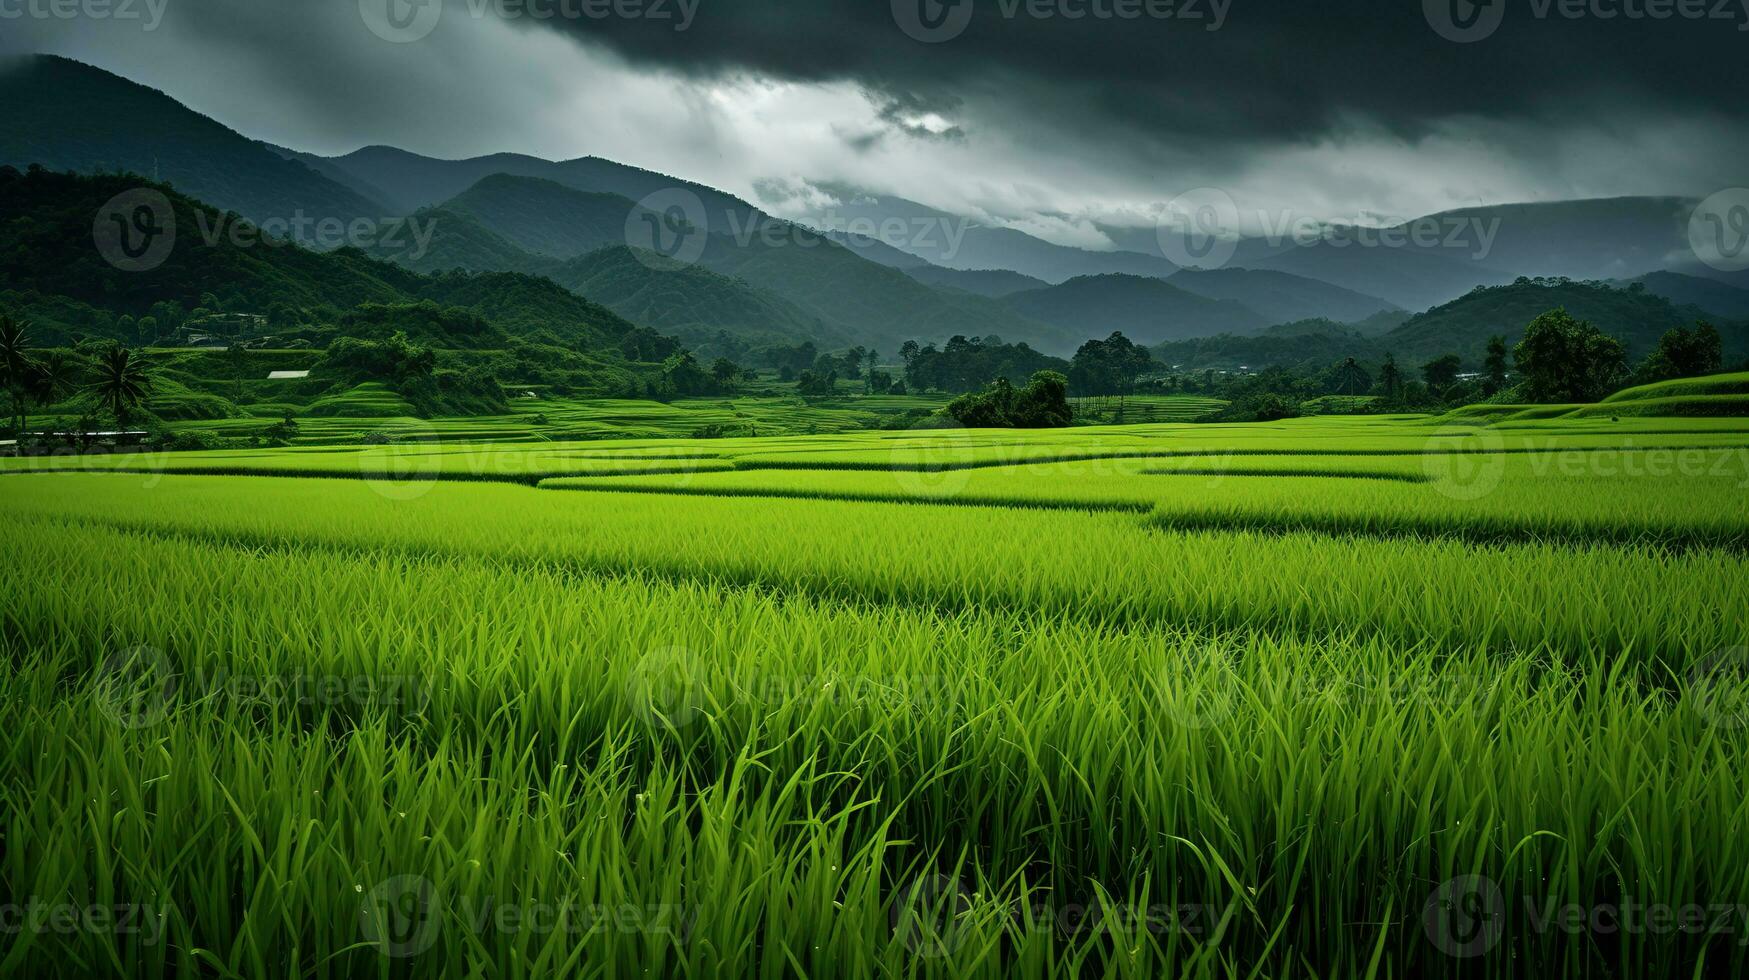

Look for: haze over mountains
[3,55,1745,366]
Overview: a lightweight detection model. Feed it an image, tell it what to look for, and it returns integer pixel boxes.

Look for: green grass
[4,414,1749,977]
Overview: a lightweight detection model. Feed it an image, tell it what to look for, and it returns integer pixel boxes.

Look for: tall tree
[1421,354,1463,398]
[1377,353,1402,401]
[1637,322,1723,383]
[227,343,249,402]
[87,346,154,428]
[30,352,80,423]
[1483,336,1509,396]
[1513,308,1627,403]
[1331,358,1372,396]
[0,315,38,435]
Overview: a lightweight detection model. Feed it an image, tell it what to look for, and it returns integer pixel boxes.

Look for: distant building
[180,313,269,344]
[267,370,311,380]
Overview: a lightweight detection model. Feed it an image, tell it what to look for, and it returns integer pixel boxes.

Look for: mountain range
[1153,275,1749,371]
[3,54,1748,368]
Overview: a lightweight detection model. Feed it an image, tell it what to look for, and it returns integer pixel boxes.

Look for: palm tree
[0,315,36,434]
[87,346,154,429]
[31,352,81,429]
[1332,358,1372,397]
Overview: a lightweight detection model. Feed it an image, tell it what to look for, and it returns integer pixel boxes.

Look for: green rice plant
[3,511,1747,978]
[3,473,1743,664]
[5,414,1749,978]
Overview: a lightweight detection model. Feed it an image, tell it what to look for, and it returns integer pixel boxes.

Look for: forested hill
[0,56,386,235]
[1153,279,1749,370]
[1380,277,1744,363]
[0,167,637,350]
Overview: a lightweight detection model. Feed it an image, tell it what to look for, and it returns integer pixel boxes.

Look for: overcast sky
[6,0,1746,247]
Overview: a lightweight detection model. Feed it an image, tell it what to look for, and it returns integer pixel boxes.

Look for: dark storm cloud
[5,0,1744,230]
[525,0,1749,143]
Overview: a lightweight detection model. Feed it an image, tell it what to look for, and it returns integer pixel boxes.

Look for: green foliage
[1217,391,1302,422]
[1420,353,1462,397]
[945,370,1073,428]
[1069,331,1155,398]
[0,168,639,354]
[1636,321,1723,384]
[5,417,1749,976]
[1514,308,1629,403]
[902,334,1069,394]
[84,345,153,426]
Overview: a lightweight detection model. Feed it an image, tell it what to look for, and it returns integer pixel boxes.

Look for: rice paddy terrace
[3,412,1748,978]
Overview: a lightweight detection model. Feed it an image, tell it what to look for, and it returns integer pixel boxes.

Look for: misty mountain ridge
[1153,277,1749,372]
[4,54,1740,364]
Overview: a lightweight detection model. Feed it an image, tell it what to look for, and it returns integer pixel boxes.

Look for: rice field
[3,414,1748,978]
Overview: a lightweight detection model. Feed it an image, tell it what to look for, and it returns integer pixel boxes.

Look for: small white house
[267,370,311,380]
